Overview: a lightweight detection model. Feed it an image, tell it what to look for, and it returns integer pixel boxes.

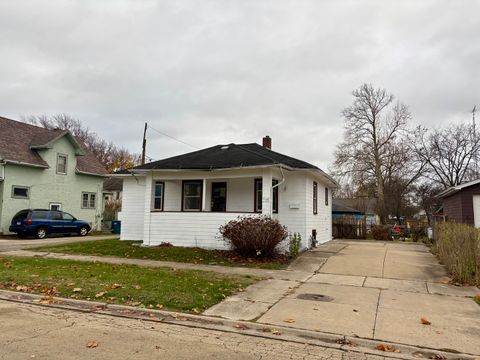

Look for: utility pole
[473,106,477,176]
[141,122,147,165]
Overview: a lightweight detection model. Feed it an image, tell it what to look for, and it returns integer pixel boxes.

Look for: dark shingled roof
[133,143,319,170]
[332,200,363,214]
[103,177,123,191]
[0,116,106,176]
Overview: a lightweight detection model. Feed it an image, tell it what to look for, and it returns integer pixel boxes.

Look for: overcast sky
[1,1,479,170]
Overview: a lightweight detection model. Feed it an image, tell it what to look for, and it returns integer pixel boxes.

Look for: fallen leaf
[375,344,401,353]
[176,317,188,321]
[270,329,281,335]
[155,304,164,309]
[133,285,142,290]
[429,355,446,360]
[38,296,54,304]
[235,324,249,330]
[111,283,122,289]
[283,318,296,323]
[420,316,431,325]
[86,340,98,348]
[336,339,357,346]
[95,292,106,298]
[31,274,39,278]
[15,285,30,292]
[73,288,82,292]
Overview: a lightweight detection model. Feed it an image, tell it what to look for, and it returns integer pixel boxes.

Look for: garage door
[473,195,480,227]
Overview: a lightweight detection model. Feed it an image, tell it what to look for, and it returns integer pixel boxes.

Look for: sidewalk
[1,249,311,281]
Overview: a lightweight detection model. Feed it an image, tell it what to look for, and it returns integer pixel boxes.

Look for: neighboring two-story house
[0,116,107,234]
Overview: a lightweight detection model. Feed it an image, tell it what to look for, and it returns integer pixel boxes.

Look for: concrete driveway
[0,234,118,252]
[205,240,480,355]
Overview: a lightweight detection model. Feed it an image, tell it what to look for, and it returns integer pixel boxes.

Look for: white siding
[118,177,145,240]
[305,175,332,245]
[145,212,259,248]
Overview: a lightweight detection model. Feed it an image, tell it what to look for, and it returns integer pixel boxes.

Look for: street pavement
[0,299,387,360]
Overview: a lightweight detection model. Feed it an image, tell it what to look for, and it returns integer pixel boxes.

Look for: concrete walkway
[205,240,480,356]
[0,234,118,252]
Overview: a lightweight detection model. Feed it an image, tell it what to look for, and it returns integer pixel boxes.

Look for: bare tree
[24,113,140,173]
[334,84,423,223]
[414,122,480,187]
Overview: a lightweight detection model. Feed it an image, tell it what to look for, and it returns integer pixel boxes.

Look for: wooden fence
[332,215,367,239]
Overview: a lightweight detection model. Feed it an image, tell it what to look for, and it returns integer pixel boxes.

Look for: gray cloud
[1,0,479,170]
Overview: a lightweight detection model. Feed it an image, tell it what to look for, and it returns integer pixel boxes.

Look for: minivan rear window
[32,211,49,219]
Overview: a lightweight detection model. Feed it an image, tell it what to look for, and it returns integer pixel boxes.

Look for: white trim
[4,159,48,169]
[75,169,106,177]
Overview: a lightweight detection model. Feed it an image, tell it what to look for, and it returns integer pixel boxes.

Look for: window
[51,211,62,220]
[254,179,278,213]
[153,181,164,211]
[49,203,62,211]
[31,210,48,219]
[12,186,29,199]
[56,154,67,174]
[62,212,74,221]
[82,192,97,209]
[313,182,318,215]
[325,187,329,206]
[182,180,203,211]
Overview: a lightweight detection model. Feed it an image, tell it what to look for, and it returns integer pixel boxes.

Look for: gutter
[3,159,49,169]
[75,169,108,177]
[0,160,5,180]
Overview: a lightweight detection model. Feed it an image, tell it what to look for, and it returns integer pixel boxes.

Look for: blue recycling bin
[111,220,121,234]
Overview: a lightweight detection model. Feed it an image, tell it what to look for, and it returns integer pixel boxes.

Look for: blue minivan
[9,209,91,239]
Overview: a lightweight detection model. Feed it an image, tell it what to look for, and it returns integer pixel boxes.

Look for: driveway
[205,240,480,356]
[0,234,118,252]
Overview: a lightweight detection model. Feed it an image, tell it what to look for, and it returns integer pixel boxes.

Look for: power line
[147,124,200,150]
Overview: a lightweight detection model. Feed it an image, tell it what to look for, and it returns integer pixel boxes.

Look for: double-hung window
[82,192,97,209]
[254,179,278,213]
[182,180,202,211]
[153,181,164,211]
[313,182,318,215]
[57,154,67,174]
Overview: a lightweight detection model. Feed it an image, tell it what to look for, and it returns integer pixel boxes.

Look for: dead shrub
[371,225,392,241]
[434,222,479,286]
[219,216,288,258]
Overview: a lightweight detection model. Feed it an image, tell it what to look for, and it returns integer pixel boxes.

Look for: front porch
[119,167,293,249]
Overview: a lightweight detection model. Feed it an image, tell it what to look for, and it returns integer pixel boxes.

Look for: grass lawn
[32,239,289,270]
[474,295,480,306]
[0,256,256,312]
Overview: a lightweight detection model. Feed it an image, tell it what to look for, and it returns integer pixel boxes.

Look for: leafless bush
[434,223,479,286]
[219,216,288,258]
[371,225,392,240]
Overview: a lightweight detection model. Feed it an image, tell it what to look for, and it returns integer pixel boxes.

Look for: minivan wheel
[36,227,47,239]
[79,226,89,236]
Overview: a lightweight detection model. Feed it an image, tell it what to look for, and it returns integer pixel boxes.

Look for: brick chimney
[262,136,272,149]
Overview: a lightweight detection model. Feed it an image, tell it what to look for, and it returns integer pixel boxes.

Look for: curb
[0,290,477,360]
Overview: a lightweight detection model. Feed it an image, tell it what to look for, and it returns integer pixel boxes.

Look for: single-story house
[116,136,338,250]
[437,179,480,226]
[0,116,107,234]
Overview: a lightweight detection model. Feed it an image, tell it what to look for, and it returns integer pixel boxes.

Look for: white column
[202,178,207,211]
[262,168,272,217]
[143,173,153,245]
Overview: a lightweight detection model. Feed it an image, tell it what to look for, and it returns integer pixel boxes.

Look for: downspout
[270,166,286,215]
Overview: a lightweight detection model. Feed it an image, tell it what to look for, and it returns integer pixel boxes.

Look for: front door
[211,182,227,212]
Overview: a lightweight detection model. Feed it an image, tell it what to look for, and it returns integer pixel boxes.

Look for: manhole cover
[297,293,333,302]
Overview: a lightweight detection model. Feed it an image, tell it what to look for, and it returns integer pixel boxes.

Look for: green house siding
[0,136,104,234]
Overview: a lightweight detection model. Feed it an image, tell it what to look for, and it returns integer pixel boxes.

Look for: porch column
[262,168,273,217]
[202,178,207,211]
[143,173,153,245]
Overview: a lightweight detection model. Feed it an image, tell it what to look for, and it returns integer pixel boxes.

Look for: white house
[116,137,337,250]
[0,116,107,234]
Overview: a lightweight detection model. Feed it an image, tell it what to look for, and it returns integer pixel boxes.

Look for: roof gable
[0,116,106,175]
